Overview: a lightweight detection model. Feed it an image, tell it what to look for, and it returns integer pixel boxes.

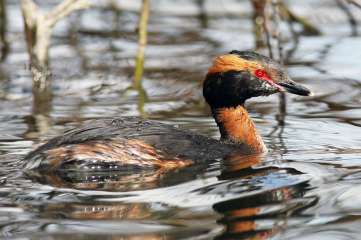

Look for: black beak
[278,81,312,96]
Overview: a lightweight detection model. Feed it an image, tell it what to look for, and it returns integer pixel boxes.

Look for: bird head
[203,50,311,108]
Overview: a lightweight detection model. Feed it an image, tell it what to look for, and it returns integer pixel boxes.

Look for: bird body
[24,117,250,171]
[24,51,311,172]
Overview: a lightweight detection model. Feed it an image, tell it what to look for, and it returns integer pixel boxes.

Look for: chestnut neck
[212,105,267,153]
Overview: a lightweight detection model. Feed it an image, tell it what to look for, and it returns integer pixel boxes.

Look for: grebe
[24,51,311,172]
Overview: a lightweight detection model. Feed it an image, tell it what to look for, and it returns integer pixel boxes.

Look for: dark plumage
[24,117,249,171]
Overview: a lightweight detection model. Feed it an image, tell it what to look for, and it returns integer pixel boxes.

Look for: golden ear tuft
[208,54,262,74]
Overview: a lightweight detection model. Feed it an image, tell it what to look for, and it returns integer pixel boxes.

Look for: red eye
[254,69,272,81]
[254,69,266,78]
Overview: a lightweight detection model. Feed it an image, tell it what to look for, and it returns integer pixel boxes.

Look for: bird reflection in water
[214,154,318,240]
[41,202,153,220]
[26,153,317,240]
[36,201,212,240]
[25,162,208,191]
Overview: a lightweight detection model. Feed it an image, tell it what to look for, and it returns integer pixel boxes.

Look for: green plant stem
[134,0,149,89]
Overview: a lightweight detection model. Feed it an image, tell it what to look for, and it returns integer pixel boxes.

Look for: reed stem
[0,0,8,61]
[134,0,150,90]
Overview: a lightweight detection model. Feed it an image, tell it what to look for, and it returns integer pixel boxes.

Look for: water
[1,0,361,239]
